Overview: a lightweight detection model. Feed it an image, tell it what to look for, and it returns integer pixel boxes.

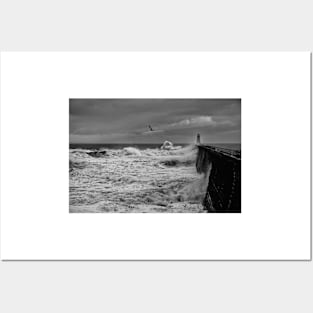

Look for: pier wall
[196,145,241,213]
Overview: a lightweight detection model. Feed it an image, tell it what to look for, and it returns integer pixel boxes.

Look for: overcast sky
[69,99,241,144]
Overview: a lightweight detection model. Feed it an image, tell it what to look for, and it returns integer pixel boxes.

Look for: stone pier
[196,145,241,213]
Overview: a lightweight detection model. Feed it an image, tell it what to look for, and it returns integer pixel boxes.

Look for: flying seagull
[142,125,163,135]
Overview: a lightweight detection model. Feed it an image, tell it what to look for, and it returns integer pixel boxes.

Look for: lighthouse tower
[196,133,201,145]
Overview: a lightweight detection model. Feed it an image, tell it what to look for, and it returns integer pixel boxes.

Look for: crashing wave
[160,140,174,150]
[175,172,210,202]
[158,145,197,166]
[168,145,195,155]
[123,147,142,156]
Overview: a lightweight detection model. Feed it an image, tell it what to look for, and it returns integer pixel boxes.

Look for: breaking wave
[158,145,197,166]
[122,147,142,156]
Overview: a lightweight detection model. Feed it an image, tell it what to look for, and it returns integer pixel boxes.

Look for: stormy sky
[69,99,241,144]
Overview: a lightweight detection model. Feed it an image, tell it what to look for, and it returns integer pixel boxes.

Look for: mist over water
[69,143,209,213]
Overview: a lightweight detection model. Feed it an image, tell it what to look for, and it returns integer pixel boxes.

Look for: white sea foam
[158,145,197,166]
[122,147,142,156]
[69,144,206,213]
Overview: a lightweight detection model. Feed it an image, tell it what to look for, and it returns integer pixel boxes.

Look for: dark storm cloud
[69,99,241,143]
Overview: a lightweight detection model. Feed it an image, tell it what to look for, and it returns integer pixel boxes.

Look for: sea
[69,143,240,213]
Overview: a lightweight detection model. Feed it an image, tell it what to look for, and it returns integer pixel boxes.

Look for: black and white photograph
[69,99,241,213]
[1,52,310,261]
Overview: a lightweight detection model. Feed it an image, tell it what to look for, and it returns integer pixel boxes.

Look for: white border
[0,52,310,260]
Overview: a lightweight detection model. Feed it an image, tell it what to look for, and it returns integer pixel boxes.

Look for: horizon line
[69,142,241,145]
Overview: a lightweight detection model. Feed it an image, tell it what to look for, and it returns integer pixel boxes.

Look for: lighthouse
[196,133,201,144]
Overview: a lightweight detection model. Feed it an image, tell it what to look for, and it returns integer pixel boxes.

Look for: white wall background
[0,1,312,312]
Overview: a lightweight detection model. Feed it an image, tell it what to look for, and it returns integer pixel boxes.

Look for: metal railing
[197,145,241,160]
